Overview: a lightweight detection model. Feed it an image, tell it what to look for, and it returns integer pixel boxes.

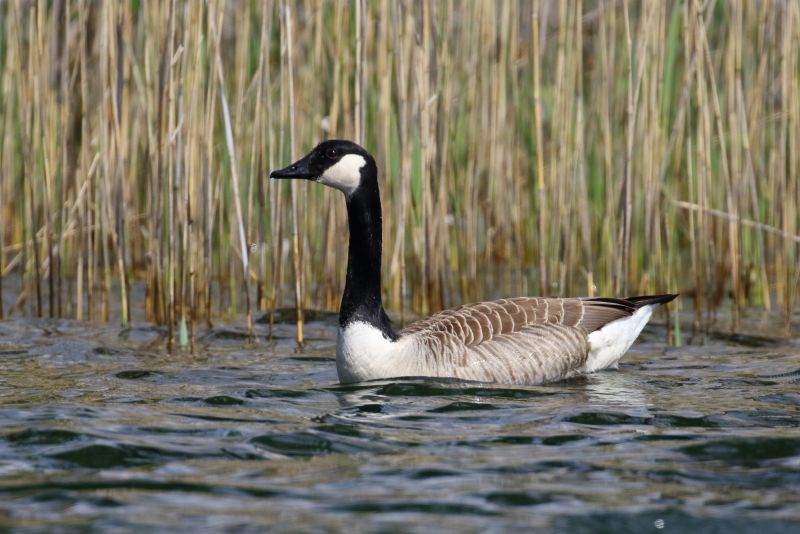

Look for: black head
[270,139,374,196]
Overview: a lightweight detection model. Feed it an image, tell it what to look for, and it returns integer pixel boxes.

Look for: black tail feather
[624,294,679,308]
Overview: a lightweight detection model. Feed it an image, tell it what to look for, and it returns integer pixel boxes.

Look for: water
[0,314,799,532]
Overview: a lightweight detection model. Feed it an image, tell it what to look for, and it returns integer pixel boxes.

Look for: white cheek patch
[319,154,366,195]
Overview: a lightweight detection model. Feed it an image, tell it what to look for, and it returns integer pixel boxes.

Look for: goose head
[270,139,374,197]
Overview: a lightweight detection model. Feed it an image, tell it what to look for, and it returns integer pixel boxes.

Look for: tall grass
[1,1,798,343]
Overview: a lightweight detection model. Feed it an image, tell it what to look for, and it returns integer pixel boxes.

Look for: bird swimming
[270,140,677,385]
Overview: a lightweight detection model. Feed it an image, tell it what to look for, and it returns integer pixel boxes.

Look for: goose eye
[325,148,339,159]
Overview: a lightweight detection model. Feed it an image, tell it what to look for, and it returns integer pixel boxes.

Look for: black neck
[339,163,398,340]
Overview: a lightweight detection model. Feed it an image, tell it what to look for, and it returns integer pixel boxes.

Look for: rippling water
[1,315,799,532]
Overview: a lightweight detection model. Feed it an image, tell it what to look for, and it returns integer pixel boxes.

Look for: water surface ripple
[0,317,799,532]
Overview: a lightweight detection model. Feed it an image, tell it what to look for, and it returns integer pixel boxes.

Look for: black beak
[270,154,315,180]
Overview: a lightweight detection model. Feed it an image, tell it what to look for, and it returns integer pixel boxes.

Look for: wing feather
[400,297,625,384]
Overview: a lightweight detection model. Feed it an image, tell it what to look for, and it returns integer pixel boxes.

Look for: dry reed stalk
[376,0,392,310]
[267,0,282,340]
[282,2,304,346]
[698,9,739,327]
[779,3,798,330]
[12,1,41,318]
[620,0,634,296]
[181,0,199,349]
[216,28,251,337]
[38,0,57,319]
[354,0,365,145]
[0,129,3,318]
[532,0,547,297]
[166,0,177,342]
[253,0,273,319]
[202,4,217,328]
[573,0,592,298]
[391,1,412,324]
[414,0,431,315]
[0,1,6,319]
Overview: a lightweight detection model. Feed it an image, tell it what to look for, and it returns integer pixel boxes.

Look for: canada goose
[271,140,677,385]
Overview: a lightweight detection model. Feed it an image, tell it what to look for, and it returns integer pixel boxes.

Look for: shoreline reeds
[0,1,798,343]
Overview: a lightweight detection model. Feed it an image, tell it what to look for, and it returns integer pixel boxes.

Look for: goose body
[271,140,677,385]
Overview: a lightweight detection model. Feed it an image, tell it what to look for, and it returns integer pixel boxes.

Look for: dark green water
[0,315,799,532]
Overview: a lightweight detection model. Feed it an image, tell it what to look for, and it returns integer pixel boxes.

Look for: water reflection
[583,369,649,409]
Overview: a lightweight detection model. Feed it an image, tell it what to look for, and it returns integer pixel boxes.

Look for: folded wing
[400,297,640,384]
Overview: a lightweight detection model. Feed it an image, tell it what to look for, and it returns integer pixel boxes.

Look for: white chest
[335,322,417,383]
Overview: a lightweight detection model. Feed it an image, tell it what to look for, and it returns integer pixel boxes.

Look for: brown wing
[401,297,635,342]
[399,297,637,384]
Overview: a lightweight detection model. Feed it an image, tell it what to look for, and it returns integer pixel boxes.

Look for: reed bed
[1,0,798,345]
